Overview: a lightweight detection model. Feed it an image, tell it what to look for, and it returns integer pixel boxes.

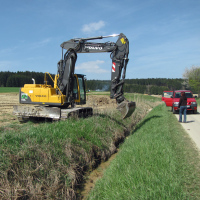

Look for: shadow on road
[186,120,195,123]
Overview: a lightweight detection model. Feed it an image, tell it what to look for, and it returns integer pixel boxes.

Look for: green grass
[0,98,141,199]
[125,93,161,103]
[0,116,122,167]
[0,93,158,199]
[2,93,199,199]
[196,98,200,106]
[88,104,200,199]
[0,118,111,199]
[0,87,20,93]
[87,91,110,95]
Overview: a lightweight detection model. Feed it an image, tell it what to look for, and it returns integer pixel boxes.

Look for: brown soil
[0,93,19,126]
[84,94,117,113]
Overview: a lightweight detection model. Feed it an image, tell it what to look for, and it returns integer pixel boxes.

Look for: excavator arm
[57,33,135,118]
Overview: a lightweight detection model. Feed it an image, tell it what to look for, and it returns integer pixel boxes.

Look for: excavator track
[13,105,93,122]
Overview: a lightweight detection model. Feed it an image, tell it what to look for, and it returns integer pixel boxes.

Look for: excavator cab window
[73,74,86,105]
[73,77,79,100]
[78,76,86,102]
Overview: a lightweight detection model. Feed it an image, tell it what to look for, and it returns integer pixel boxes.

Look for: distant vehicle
[162,91,173,106]
[163,90,198,114]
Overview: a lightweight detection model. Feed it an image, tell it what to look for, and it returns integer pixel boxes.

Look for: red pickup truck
[162,90,198,114]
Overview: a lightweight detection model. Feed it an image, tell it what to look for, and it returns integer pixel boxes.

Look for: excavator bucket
[116,101,136,119]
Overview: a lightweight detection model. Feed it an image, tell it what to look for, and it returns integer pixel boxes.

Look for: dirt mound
[86,95,116,107]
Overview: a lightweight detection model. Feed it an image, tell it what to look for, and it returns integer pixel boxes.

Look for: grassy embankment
[0,92,159,199]
[88,103,200,199]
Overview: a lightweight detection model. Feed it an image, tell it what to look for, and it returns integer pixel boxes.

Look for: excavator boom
[58,33,135,118]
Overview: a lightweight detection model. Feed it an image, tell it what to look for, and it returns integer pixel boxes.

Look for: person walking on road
[178,92,187,123]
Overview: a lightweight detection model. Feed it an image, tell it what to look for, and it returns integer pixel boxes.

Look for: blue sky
[0,0,200,80]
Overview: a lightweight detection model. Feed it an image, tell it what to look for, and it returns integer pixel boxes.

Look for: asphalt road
[174,107,200,151]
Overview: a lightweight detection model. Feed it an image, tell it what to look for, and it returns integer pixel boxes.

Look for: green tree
[183,66,200,96]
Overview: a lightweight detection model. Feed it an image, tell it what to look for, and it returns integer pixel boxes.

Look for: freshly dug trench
[80,152,118,200]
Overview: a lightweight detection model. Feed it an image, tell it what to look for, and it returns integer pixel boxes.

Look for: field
[0,93,19,127]
[0,91,117,127]
[0,89,159,127]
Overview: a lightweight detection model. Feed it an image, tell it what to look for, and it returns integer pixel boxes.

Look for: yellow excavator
[13,33,135,121]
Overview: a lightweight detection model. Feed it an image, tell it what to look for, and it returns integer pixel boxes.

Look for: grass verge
[88,104,200,199]
[196,97,200,106]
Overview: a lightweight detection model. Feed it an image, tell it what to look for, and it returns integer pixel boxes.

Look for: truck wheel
[193,110,197,114]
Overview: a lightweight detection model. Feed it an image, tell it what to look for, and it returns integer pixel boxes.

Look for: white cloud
[82,21,105,34]
[76,60,109,73]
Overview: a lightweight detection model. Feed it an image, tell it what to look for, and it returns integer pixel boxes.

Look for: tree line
[0,71,54,87]
[183,66,200,96]
[86,78,188,95]
[0,71,192,95]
